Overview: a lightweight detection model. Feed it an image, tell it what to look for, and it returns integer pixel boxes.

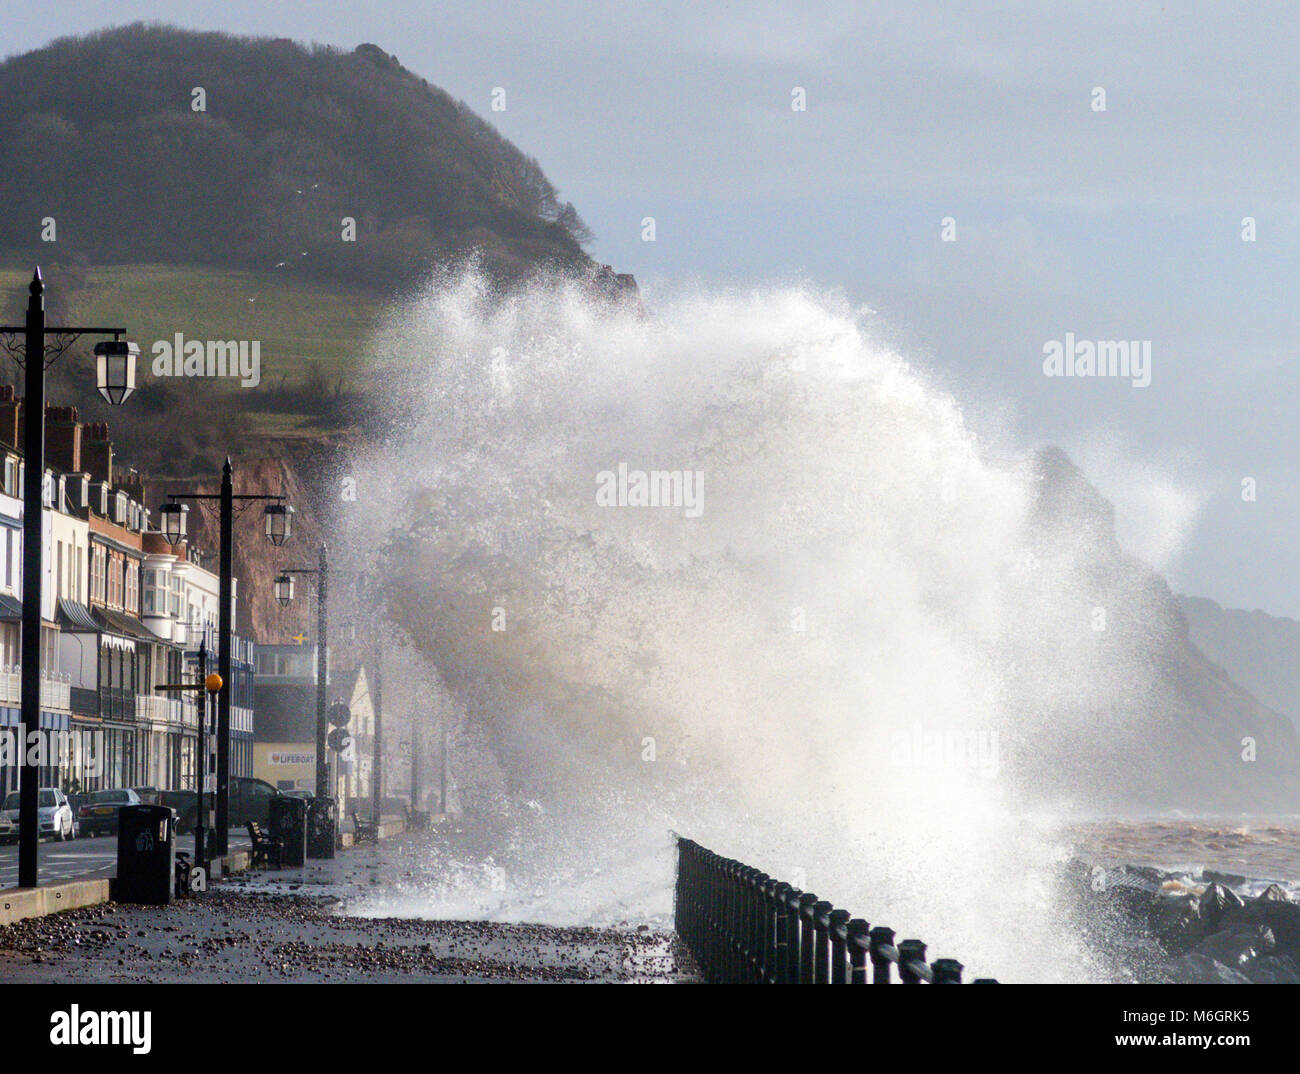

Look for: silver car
[0,787,76,842]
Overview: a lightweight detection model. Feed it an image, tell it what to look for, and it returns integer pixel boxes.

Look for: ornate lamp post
[1,268,137,888]
[159,460,292,855]
[279,556,387,830]
[275,545,330,804]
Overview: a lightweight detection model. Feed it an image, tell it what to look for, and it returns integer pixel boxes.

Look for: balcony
[0,667,71,711]
[70,686,98,716]
[99,685,135,722]
[136,693,169,724]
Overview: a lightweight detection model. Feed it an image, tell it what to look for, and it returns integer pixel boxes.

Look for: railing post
[702,850,717,981]
[749,869,765,983]
[846,918,870,983]
[898,938,927,984]
[828,908,850,983]
[932,958,963,984]
[741,866,756,982]
[797,892,818,984]
[771,882,791,983]
[747,870,765,983]
[762,877,780,983]
[710,853,724,983]
[812,900,833,984]
[725,859,741,983]
[783,886,802,984]
[869,925,896,983]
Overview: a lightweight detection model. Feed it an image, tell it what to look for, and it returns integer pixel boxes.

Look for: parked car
[167,777,285,834]
[77,788,142,837]
[0,787,76,842]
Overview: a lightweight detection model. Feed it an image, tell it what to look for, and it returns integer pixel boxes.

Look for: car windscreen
[89,791,129,803]
[1,792,17,810]
[38,790,55,807]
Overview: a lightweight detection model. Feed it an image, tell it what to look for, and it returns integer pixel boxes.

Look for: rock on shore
[1064,858,1300,983]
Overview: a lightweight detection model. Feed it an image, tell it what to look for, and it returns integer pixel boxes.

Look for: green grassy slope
[0,257,387,439]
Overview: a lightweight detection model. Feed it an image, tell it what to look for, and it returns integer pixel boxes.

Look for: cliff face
[1179,596,1300,733]
[1011,448,1300,812]
[144,456,325,647]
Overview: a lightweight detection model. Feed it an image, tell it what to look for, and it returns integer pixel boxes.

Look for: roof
[92,606,154,640]
[57,599,99,632]
[333,666,362,703]
[0,593,21,622]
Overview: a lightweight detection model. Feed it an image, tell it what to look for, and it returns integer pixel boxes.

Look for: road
[0,831,250,889]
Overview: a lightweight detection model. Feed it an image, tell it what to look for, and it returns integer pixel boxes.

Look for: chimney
[83,422,112,486]
[45,404,81,474]
[0,386,19,450]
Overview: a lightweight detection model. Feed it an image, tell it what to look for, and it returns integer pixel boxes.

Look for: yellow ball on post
[205,672,224,694]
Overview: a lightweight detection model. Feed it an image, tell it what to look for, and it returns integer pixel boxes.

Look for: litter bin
[116,805,177,905]
[269,795,308,866]
[307,796,337,859]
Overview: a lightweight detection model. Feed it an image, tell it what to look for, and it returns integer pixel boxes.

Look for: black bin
[269,795,308,866]
[307,796,337,859]
[116,805,176,905]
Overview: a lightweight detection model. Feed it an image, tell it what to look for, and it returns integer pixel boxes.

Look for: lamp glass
[160,502,188,545]
[264,503,293,547]
[274,573,295,606]
[94,340,139,406]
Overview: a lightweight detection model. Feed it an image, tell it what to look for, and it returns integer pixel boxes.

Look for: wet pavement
[0,890,694,982]
[0,820,696,983]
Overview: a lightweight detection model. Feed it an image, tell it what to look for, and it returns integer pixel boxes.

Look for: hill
[0,25,634,471]
[0,24,599,290]
[1179,596,1300,733]
[1014,449,1300,811]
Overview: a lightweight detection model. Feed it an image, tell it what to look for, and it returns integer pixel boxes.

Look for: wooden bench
[351,811,378,844]
[247,820,283,869]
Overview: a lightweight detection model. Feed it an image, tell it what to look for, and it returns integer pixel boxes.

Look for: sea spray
[335,268,1165,982]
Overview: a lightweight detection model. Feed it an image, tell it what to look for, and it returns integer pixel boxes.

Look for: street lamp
[162,459,292,855]
[274,572,295,606]
[264,503,293,546]
[276,545,332,806]
[93,338,140,405]
[159,502,188,545]
[0,268,136,889]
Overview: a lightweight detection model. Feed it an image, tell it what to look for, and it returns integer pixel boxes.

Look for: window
[90,546,105,604]
[125,563,139,614]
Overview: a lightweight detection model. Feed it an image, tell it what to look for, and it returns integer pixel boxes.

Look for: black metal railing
[674,837,996,983]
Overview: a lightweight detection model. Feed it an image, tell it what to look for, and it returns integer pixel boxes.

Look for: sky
[8,2,1300,616]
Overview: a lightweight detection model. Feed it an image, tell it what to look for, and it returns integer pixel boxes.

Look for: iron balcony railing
[674,837,997,984]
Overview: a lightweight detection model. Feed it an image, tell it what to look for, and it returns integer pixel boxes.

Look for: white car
[0,788,76,842]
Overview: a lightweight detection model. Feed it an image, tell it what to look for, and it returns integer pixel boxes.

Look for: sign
[328,701,351,727]
[268,752,315,766]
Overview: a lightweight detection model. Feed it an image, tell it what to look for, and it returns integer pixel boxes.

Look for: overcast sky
[9,2,1300,616]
